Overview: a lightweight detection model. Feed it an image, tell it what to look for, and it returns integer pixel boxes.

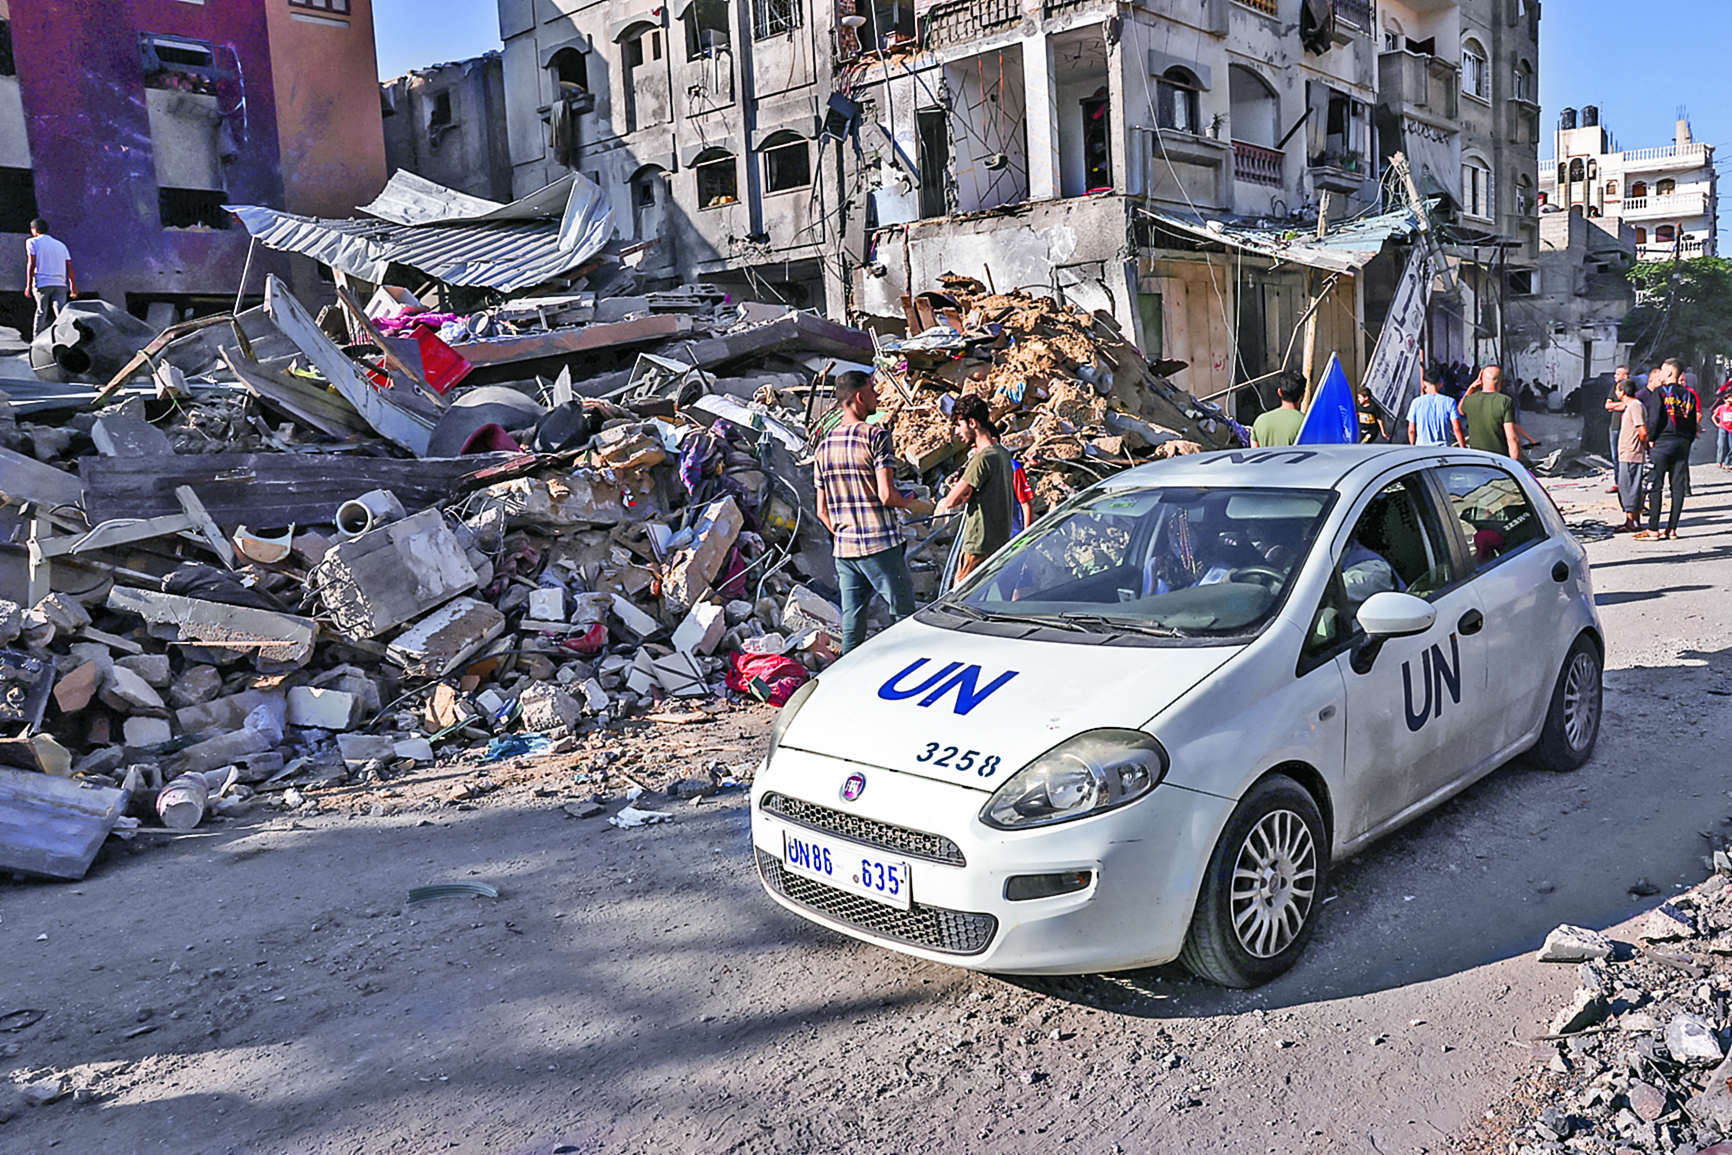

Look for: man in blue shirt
[1405,370,1465,447]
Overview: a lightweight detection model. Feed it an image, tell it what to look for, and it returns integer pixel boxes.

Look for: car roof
[1100,444,1456,493]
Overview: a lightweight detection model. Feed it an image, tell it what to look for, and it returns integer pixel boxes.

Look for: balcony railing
[1333,0,1372,30]
[1233,140,1284,187]
[1638,239,1709,259]
[1619,143,1711,166]
[1234,0,1279,15]
[1621,191,1710,217]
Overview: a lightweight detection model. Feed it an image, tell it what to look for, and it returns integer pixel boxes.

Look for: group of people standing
[1401,364,1538,459]
[1606,361,1717,540]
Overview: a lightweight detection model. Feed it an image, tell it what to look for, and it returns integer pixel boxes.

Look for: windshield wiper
[937,601,990,621]
[967,608,1095,633]
[1057,612,1185,637]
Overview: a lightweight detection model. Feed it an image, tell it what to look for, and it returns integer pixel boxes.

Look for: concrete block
[123,716,174,748]
[610,594,661,639]
[672,601,727,656]
[386,597,506,677]
[168,728,275,776]
[286,686,356,730]
[91,413,173,458]
[660,497,743,614]
[99,665,166,714]
[33,593,91,633]
[336,733,397,767]
[527,587,566,622]
[393,737,435,763]
[115,653,172,688]
[176,689,284,736]
[167,664,223,709]
[0,599,21,646]
[519,684,583,733]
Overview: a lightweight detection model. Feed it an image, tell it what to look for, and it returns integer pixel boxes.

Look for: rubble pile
[874,274,1242,511]
[1472,870,1732,1155]
[0,256,1239,880]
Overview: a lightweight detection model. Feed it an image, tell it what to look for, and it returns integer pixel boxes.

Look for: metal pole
[233,236,259,317]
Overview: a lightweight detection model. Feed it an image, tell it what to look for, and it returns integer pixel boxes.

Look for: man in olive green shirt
[1460,366,1521,459]
[1251,373,1306,447]
[935,395,1015,586]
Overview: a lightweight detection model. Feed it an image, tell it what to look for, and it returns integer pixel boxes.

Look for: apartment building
[0,0,388,329]
[382,53,515,203]
[496,0,1539,409]
[1539,107,1718,263]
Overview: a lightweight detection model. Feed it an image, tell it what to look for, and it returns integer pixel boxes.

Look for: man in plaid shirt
[814,372,920,653]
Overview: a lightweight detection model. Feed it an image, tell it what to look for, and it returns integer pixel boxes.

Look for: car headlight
[766,677,819,762]
[979,729,1167,830]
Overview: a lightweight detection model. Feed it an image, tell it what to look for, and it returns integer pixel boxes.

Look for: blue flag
[1296,353,1358,445]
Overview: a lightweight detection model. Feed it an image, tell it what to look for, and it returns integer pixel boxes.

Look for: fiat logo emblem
[840,772,866,802]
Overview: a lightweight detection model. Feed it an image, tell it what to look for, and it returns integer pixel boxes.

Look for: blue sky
[370,0,1731,182]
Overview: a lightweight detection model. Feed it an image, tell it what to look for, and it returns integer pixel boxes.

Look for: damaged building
[493,0,1540,418]
[381,52,515,203]
[0,0,389,332]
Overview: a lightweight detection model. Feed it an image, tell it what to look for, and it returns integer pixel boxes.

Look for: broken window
[916,108,949,219]
[1656,178,1676,196]
[1461,160,1491,219]
[429,91,452,128]
[1155,67,1201,136]
[1461,38,1488,100]
[1513,60,1533,102]
[0,168,38,233]
[1508,270,1535,296]
[753,0,802,40]
[1080,90,1111,192]
[1309,83,1366,170]
[159,187,231,230]
[549,47,588,92]
[684,0,730,59]
[289,0,352,13]
[694,149,738,208]
[625,36,645,69]
[631,165,666,242]
[762,133,810,193]
[139,33,222,91]
[0,19,14,77]
[861,2,915,51]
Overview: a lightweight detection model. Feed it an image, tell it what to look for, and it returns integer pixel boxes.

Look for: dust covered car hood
[777,618,1239,791]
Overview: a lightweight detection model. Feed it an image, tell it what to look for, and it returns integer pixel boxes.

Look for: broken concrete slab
[1537,925,1615,964]
[286,687,356,730]
[91,412,173,457]
[661,496,742,614]
[471,473,633,528]
[1666,1013,1725,1066]
[115,653,172,688]
[527,587,566,622]
[30,734,71,776]
[336,733,397,768]
[33,593,91,634]
[122,716,173,747]
[99,664,166,714]
[672,602,726,656]
[175,688,286,736]
[311,508,478,640]
[107,587,317,667]
[610,594,661,640]
[394,737,434,763]
[648,650,707,698]
[386,597,506,678]
[0,767,128,880]
[168,727,274,776]
[167,664,223,709]
[52,661,100,714]
[518,684,582,733]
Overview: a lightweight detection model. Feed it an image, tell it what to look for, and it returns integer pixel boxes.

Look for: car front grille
[757,849,997,956]
[759,791,967,866]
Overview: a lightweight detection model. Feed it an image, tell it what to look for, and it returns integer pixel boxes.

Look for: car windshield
[945,485,1335,637]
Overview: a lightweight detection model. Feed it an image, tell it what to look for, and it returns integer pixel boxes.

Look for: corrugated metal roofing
[227,171,616,294]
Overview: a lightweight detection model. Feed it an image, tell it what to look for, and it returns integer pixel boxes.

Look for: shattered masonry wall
[381,56,514,203]
[943,45,1028,214]
[2,0,286,302]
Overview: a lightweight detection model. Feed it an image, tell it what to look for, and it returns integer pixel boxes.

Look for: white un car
[752,445,1604,987]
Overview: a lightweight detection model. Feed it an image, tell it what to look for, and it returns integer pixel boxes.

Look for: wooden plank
[79,452,514,525]
[174,486,238,568]
[0,768,128,880]
[264,275,436,456]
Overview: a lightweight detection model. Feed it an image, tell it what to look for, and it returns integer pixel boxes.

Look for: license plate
[781,830,912,911]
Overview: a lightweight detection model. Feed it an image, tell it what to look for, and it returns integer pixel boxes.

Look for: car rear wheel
[1533,635,1602,771]
[1179,776,1328,988]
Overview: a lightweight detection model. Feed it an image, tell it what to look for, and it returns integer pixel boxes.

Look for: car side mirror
[1356,591,1437,638]
[1350,592,1436,675]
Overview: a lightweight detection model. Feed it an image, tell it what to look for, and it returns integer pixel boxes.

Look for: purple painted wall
[8,0,288,310]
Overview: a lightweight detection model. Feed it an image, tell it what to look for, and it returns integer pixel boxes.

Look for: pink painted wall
[264,0,387,219]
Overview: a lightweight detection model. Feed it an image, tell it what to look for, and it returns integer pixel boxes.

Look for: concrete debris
[607,805,672,828]
[1538,924,1616,964]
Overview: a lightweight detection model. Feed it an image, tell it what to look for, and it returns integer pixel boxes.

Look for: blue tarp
[1296,354,1358,445]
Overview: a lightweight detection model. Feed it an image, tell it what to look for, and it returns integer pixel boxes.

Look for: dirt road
[3,458,1730,1155]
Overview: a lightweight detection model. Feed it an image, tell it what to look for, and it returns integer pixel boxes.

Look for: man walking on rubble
[814,371,920,654]
[935,395,1017,587]
[23,219,76,337]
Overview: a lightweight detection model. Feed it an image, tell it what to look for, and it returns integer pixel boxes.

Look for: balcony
[1377,50,1459,122]
[1234,0,1279,16]
[1621,191,1710,219]
[1638,239,1710,260]
[1233,140,1284,187]
[1309,150,1369,194]
[1619,143,1712,171]
[1332,0,1373,32]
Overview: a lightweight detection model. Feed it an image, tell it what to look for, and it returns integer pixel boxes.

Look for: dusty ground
[3,440,1729,1155]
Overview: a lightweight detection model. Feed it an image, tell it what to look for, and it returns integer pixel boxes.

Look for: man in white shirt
[23,218,77,336]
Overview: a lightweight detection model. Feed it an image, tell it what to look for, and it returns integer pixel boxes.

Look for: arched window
[1383,15,1404,51]
[1515,174,1533,215]
[1630,180,1648,198]
[1228,65,1279,149]
[629,164,667,241]
[1586,160,1597,180]
[1605,180,1619,200]
[1156,67,1202,135]
[683,0,728,60]
[1567,158,1583,182]
[548,47,588,92]
[1556,162,1567,185]
[1461,38,1489,99]
[1635,227,1647,244]
[1657,178,1676,196]
[1513,60,1533,102]
[1655,225,1676,243]
[760,130,810,193]
[693,147,738,208]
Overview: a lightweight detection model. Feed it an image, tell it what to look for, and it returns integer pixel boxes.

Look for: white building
[1540,108,1718,262]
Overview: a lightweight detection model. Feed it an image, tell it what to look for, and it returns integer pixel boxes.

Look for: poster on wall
[1362,245,1434,417]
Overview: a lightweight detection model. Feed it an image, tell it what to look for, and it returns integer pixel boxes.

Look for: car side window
[1437,465,1545,572]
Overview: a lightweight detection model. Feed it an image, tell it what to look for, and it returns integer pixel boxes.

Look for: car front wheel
[1533,635,1602,771]
[1179,775,1328,988]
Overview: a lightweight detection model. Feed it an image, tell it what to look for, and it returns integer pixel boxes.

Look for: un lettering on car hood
[779,619,1238,791]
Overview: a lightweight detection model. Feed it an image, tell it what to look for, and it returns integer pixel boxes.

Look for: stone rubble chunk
[1665,1012,1724,1066]
[167,664,224,709]
[286,686,356,730]
[1642,901,1696,941]
[1550,988,1610,1036]
[1627,1080,1667,1122]
[53,660,101,713]
[122,716,174,748]
[115,653,173,688]
[1538,924,1615,963]
[33,592,91,633]
[0,598,22,646]
[99,664,167,714]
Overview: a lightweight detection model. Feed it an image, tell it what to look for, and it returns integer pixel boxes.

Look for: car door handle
[1552,561,1571,583]
[1458,610,1484,636]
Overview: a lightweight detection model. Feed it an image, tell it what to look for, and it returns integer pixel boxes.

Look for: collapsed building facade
[0,0,389,331]
[494,0,1541,417]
